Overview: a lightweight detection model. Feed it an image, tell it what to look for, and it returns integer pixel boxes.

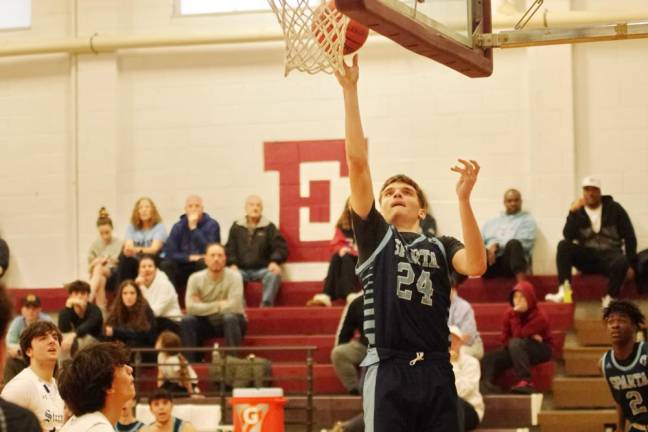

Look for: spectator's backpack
[637,249,648,294]
[208,353,271,388]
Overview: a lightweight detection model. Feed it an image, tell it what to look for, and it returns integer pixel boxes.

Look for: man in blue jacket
[160,195,220,300]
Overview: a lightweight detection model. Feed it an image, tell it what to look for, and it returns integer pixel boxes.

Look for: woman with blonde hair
[87,207,122,310]
[117,197,167,283]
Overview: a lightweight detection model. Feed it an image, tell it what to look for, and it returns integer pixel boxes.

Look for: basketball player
[335,55,486,431]
[59,342,135,432]
[1,321,65,431]
[601,300,648,431]
[140,389,196,432]
[0,283,41,431]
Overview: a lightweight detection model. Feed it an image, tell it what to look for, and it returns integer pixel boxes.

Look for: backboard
[335,0,493,77]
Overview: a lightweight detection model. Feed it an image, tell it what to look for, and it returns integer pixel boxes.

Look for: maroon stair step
[246,307,344,336]
[474,303,574,332]
[482,331,566,359]
[495,360,555,392]
[10,274,637,312]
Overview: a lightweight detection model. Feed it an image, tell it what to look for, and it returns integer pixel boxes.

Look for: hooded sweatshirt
[502,281,553,347]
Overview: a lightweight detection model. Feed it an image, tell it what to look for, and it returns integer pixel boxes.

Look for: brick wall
[0,0,646,287]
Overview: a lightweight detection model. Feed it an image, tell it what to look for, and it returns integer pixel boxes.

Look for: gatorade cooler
[230,388,286,432]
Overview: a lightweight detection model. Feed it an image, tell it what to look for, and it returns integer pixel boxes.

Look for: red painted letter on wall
[264,140,348,262]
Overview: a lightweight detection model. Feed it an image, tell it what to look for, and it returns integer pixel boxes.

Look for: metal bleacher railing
[130,345,318,432]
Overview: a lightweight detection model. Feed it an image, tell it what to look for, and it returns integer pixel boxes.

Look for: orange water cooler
[230,388,286,432]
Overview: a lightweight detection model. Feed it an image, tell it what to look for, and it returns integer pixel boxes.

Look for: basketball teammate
[1,321,65,431]
[335,55,486,431]
[601,300,648,431]
[0,283,41,431]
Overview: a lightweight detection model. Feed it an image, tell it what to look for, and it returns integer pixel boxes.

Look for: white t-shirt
[0,366,66,431]
[585,205,602,233]
[61,412,114,432]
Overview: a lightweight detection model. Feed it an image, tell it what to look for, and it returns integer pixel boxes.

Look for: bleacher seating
[10,273,602,429]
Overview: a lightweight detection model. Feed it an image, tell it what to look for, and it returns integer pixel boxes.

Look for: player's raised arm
[450,159,487,276]
[335,55,373,219]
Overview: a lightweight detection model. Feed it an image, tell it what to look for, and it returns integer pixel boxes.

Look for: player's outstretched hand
[451,159,480,201]
[335,54,359,90]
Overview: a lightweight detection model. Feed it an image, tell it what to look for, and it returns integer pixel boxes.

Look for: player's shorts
[363,350,458,432]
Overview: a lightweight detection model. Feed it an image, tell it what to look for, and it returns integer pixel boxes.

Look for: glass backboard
[336,0,493,77]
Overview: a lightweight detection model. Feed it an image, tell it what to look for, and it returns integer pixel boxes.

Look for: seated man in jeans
[546,176,637,307]
[225,195,288,307]
[331,293,366,395]
[481,280,552,394]
[481,188,536,282]
[180,243,247,362]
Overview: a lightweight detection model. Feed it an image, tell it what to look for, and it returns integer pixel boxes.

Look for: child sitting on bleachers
[155,331,200,396]
[480,280,553,394]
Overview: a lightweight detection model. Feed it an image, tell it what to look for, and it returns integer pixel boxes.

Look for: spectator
[330,293,366,395]
[59,342,135,431]
[1,321,65,431]
[449,273,484,359]
[180,243,247,362]
[0,284,41,431]
[136,255,182,335]
[116,396,144,432]
[58,280,104,359]
[546,176,637,307]
[481,189,536,282]
[420,210,438,237]
[226,195,288,307]
[160,195,220,299]
[0,236,8,280]
[450,326,484,432]
[117,197,167,283]
[155,331,200,396]
[481,280,553,394]
[104,280,156,350]
[4,294,53,382]
[88,207,123,311]
[140,389,197,432]
[308,199,360,307]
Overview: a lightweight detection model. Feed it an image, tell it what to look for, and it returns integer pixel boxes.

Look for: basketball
[312,0,369,55]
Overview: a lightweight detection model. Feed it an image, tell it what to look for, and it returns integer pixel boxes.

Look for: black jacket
[0,238,8,274]
[58,303,104,339]
[563,195,637,266]
[336,294,367,346]
[225,217,288,269]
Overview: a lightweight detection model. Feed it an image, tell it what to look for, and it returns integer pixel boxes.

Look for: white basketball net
[267,0,351,75]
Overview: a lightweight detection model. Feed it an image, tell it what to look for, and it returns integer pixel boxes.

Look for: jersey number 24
[396,262,434,306]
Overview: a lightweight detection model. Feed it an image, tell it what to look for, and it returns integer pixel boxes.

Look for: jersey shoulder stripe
[356,228,393,274]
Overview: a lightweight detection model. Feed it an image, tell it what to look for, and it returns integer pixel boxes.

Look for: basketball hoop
[267,0,351,76]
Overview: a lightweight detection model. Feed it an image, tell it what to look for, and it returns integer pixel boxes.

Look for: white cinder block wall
[0,0,646,287]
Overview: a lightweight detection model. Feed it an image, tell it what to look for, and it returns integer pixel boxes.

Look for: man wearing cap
[546,176,637,307]
[481,189,536,281]
[4,294,53,382]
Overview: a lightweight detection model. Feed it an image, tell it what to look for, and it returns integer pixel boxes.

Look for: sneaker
[306,293,332,307]
[322,421,345,432]
[602,294,614,309]
[511,379,535,394]
[545,287,564,303]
